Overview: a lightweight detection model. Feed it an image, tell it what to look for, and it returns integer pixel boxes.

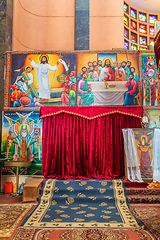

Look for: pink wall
[90,0,124,50]
[12,0,75,51]
[12,0,124,51]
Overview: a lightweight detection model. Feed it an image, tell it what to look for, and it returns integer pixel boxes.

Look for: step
[126,188,160,196]
[127,194,160,203]
[125,181,151,188]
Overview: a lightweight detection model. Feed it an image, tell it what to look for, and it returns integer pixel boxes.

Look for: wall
[12,0,124,51]
[12,0,75,51]
[5,0,13,51]
[90,0,124,50]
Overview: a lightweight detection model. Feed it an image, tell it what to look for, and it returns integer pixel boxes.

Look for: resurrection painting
[9,53,77,108]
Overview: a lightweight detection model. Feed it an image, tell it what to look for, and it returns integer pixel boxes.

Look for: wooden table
[4,161,31,193]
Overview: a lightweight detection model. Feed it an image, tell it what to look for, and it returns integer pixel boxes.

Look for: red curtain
[40,106,143,179]
[154,30,160,68]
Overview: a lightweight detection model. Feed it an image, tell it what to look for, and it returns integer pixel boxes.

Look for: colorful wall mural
[141,52,159,106]
[143,107,160,128]
[8,53,77,108]
[76,52,139,106]
[4,50,145,108]
[2,110,42,175]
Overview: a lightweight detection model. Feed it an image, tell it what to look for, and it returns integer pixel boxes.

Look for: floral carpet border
[9,227,155,240]
[21,179,143,229]
[0,203,35,238]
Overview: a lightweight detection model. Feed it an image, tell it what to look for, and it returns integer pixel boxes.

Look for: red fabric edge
[40,106,143,120]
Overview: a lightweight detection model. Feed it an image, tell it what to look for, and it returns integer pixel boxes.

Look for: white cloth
[92,71,99,81]
[27,72,33,85]
[122,128,143,182]
[99,68,110,81]
[152,128,160,182]
[31,60,58,99]
[58,59,68,72]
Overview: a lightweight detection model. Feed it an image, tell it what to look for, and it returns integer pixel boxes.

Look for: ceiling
[127,0,160,13]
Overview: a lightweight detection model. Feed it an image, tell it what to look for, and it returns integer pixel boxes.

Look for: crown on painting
[147,55,154,60]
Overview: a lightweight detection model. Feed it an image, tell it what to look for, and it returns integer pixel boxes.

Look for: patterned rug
[127,188,160,203]
[130,204,160,239]
[21,179,143,229]
[0,197,155,239]
[0,203,35,239]
[10,227,155,240]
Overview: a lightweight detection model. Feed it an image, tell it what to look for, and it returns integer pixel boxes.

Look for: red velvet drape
[154,30,160,68]
[40,106,143,179]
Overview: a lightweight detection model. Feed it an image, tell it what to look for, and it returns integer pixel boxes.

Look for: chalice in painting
[105,82,108,89]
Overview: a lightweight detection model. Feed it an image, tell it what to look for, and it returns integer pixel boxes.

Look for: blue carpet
[21,179,143,228]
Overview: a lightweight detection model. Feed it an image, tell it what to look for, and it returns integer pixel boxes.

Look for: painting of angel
[133,129,154,179]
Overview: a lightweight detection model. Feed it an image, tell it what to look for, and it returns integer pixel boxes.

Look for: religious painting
[133,128,154,179]
[76,52,97,106]
[2,110,42,175]
[146,108,160,128]
[76,51,139,106]
[115,52,139,105]
[4,50,141,108]
[6,52,77,108]
[154,20,160,37]
[141,52,159,106]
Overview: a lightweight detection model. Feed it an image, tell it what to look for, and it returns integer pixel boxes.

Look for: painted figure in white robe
[29,55,59,102]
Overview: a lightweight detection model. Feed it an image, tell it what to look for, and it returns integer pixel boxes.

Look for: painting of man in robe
[142,53,159,106]
[76,52,139,106]
[2,110,42,175]
[10,53,77,107]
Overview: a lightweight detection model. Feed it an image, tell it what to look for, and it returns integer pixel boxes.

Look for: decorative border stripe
[40,110,142,120]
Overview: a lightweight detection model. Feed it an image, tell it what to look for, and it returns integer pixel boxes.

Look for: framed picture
[2,110,43,175]
[133,128,154,180]
[4,50,140,108]
[154,20,160,37]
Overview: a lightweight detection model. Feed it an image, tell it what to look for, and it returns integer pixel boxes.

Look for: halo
[102,57,113,67]
[25,66,33,71]
[19,123,30,132]
[39,54,49,62]
[140,134,148,143]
